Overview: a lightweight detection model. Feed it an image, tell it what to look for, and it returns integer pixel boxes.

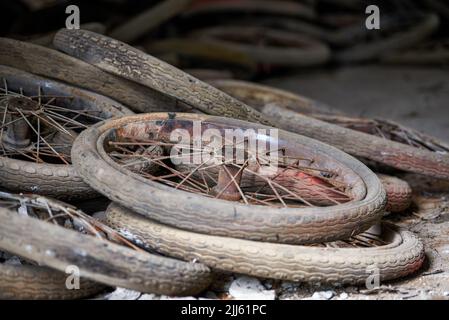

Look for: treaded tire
[0,65,133,200]
[0,206,212,296]
[71,113,387,244]
[106,203,425,285]
[0,263,105,299]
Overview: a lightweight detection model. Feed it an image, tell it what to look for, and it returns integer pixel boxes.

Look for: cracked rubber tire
[0,263,106,299]
[71,113,387,244]
[106,203,425,285]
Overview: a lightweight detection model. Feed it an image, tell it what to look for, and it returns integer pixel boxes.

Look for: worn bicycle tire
[72,113,386,244]
[0,65,132,200]
[145,38,257,73]
[261,104,449,180]
[0,206,212,296]
[0,37,183,113]
[336,14,439,63]
[212,79,449,180]
[53,29,273,126]
[109,0,192,43]
[0,263,105,299]
[191,26,331,67]
[381,41,449,65]
[106,203,425,284]
[209,79,339,115]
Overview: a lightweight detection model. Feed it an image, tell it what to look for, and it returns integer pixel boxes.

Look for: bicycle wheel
[72,113,386,244]
[106,203,425,285]
[0,193,211,296]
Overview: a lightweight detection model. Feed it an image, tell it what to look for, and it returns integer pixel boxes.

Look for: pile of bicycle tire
[0,0,448,298]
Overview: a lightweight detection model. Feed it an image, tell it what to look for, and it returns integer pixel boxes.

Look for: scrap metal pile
[0,0,448,299]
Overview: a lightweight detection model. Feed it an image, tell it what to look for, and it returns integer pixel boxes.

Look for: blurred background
[1,0,448,139]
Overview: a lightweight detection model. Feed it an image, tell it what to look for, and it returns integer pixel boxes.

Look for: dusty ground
[101,65,449,300]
